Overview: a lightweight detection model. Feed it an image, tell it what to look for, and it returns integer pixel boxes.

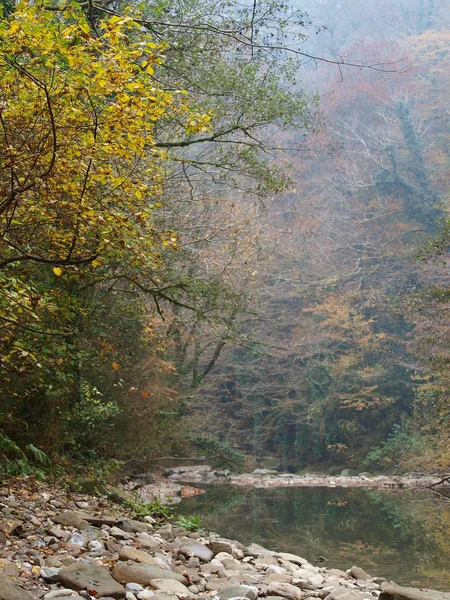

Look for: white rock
[44,590,78,599]
[126,593,137,600]
[137,592,155,600]
[126,584,145,592]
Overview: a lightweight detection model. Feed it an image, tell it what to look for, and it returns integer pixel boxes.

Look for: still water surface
[177,485,450,591]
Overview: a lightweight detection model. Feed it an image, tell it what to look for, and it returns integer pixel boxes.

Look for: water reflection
[176,485,450,590]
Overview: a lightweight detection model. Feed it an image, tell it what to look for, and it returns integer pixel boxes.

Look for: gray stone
[209,540,234,555]
[0,577,36,600]
[379,584,450,600]
[324,589,374,600]
[350,567,371,581]
[48,528,70,540]
[267,583,303,600]
[137,592,155,600]
[179,542,213,562]
[150,579,191,595]
[58,561,127,598]
[112,564,187,586]
[0,534,6,547]
[51,512,88,530]
[275,553,308,567]
[110,528,135,540]
[117,520,148,534]
[40,567,60,582]
[125,585,144,593]
[43,590,78,599]
[119,547,164,567]
[136,533,161,550]
[68,534,87,548]
[219,586,258,600]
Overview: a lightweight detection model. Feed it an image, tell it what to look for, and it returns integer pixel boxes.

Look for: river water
[176,485,450,590]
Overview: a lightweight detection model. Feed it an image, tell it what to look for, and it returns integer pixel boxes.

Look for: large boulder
[58,562,126,599]
[380,584,450,600]
[112,564,187,586]
[0,577,36,600]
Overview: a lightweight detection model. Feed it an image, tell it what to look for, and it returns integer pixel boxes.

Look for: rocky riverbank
[126,467,446,506]
[0,477,448,600]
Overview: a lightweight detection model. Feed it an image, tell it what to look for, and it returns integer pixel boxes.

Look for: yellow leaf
[53,267,63,276]
[112,362,120,370]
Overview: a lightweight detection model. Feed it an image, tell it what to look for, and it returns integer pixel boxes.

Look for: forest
[1,0,450,478]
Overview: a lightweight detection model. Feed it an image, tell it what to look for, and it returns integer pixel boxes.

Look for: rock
[143,517,156,525]
[77,513,119,527]
[137,592,155,600]
[0,561,19,578]
[48,528,70,540]
[150,580,191,595]
[340,470,359,478]
[58,562,127,598]
[106,539,123,554]
[379,584,450,600]
[119,548,164,567]
[43,590,79,599]
[112,564,187,586]
[39,567,60,582]
[0,534,6,548]
[219,586,258,600]
[324,589,374,600]
[154,525,173,540]
[117,520,148,534]
[179,542,213,562]
[254,555,279,566]
[0,577,36,600]
[109,528,135,541]
[125,585,144,593]
[126,593,137,600]
[209,540,234,555]
[88,540,104,555]
[136,534,161,550]
[0,521,22,537]
[275,553,308,567]
[252,469,279,476]
[267,583,303,600]
[67,534,87,548]
[51,512,88,530]
[349,567,370,581]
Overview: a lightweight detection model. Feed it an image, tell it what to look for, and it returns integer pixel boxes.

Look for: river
[176,484,450,590]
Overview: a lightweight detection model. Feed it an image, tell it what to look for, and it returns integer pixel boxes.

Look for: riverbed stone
[380,584,450,600]
[58,562,126,598]
[136,534,161,550]
[119,548,164,567]
[150,579,191,595]
[0,579,35,600]
[117,520,148,534]
[51,512,88,530]
[349,568,370,581]
[112,564,187,586]
[275,554,308,567]
[218,585,258,600]
[181,542,213,562]
[324,589,374,600]
[267,582,303,600]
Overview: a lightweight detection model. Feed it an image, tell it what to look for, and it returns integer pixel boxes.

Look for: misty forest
[6,0,450,595]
